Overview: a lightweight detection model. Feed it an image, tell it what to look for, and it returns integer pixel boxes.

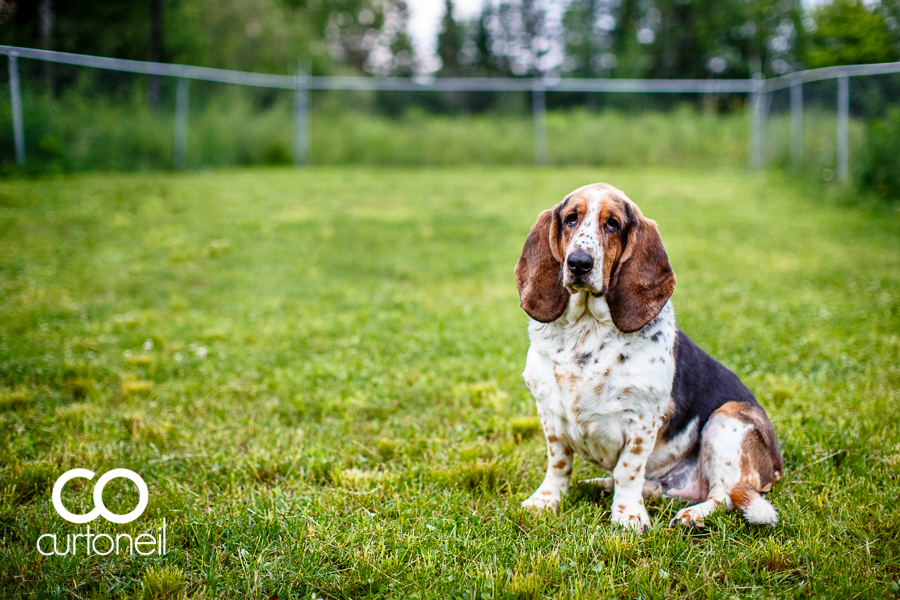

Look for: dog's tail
[730,482,778,526]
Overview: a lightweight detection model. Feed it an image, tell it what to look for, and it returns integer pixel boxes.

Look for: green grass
[0,166,898,599]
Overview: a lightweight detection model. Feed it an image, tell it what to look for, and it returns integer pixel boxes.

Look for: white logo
[51,468,148,524]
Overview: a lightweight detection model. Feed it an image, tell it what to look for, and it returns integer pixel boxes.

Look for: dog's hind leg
[669,401,782,528]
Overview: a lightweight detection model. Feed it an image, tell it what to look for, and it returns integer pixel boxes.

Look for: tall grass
[764,112,867,179]
[0,86,866,174]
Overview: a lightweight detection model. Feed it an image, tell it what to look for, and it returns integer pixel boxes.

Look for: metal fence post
[790,78,803,171]
[293,67,309,167]
[837,72,849,182]
[749,73,764,169]
[8,52,25,165]
[174,77,189,169]
[532,80,548,166]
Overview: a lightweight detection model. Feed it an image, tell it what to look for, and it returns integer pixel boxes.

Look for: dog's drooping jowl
[515,182,782,530]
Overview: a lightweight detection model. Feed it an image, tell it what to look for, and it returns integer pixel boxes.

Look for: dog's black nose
[567,252,593,275]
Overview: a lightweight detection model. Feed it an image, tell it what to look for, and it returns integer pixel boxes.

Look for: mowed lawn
[0,166,898,599]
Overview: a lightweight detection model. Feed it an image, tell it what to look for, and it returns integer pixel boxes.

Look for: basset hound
[515,182,783,530]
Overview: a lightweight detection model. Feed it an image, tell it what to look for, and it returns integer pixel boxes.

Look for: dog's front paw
[669,505,706,529]
[522,490,560,512]
[611,503,651,532]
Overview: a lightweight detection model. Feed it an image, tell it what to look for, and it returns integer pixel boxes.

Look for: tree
[313,0,414,75]
[0,0,158,63]
[473,8,499,75]
[484,0,567,77]
[624,0,806,79]
[436,0,466,76]
[0,0,414,79]
[607,0,651,78]
[148,0,163,109]
[804,0,899,68]
[40,0,54,93]
[558,0,811,81]
[561,0,616,78]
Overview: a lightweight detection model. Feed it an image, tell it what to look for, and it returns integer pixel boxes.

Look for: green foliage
[436,0,467,76]
[2,84,869,178]
[0,0,411,78]
[859,107,900,200]
[804,0,900,68]
[563,0,613,78]
[0,89,763,171]
[165,0,322,73]
[0,167,898,598]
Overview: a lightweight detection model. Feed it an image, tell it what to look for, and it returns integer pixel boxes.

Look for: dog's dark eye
[605,219,619,233]
[565,213,578,227]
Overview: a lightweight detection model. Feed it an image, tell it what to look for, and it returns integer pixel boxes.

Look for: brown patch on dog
[729,482,755,509]
[564,468,572,476]
[554,369,564,390]
[563,447,573,457]
[547,435,558,444]
[594,382,605,396]
[515,209,570,323]
[631,445,643,455]
[604,202,676,333]
[553,460,567,470]
[714,401,784,494]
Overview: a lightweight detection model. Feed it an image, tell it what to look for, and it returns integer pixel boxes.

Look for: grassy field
[0,166,898,599]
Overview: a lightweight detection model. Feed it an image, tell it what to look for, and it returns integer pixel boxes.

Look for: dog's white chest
[523,297,676,471]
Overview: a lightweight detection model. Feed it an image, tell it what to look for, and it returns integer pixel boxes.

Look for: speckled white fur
[520,191,684,530]
[521,292,678,528]
[521,188,781,531]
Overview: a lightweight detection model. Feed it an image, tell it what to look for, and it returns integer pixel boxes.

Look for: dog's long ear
[515,209,570,323]
[607,214,676,333]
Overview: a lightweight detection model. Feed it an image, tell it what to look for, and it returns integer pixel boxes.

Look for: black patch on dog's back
[661,329,759,442]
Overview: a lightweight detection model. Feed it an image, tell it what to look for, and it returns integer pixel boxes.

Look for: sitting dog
[515,182,782,530]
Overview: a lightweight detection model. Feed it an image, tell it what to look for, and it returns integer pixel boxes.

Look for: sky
[406,0,484,72]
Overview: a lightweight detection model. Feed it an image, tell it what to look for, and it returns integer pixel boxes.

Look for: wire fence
[3,45,899,176]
